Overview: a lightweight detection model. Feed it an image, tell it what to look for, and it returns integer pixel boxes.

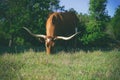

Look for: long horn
[23,27,46,38]
[55,32,80,40]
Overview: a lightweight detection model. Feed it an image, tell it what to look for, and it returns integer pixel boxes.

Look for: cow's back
[46,12,79,37]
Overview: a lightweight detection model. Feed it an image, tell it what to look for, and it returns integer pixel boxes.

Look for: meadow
[0,49,120,80]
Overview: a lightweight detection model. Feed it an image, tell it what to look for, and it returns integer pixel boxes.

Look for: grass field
[0,49,120,80]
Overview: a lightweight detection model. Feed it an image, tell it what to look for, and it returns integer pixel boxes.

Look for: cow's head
[23,27,79,54]
[45,36,55,54]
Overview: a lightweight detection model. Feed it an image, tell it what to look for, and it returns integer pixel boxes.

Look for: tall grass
[0,49,120,80]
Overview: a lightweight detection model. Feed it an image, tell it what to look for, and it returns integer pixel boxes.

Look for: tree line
[0,0,120,48]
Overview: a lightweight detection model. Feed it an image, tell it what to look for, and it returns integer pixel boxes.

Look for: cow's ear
[52,15,57,24]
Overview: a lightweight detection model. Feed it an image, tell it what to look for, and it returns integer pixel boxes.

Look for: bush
[81,20,105,45]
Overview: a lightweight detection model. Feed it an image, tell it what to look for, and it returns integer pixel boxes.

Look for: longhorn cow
[23,12,79,54]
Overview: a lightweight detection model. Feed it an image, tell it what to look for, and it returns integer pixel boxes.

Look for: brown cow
[23,12,79,54]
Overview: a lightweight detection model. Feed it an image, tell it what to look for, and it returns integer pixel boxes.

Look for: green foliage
[89,0,109,21]
[81,20,105,45]
[0,0,115,47]
[111,6,120,40]
[80,0,110,46]
[68,8,78,14]
[0,50,120,80]
[0,0,63,47]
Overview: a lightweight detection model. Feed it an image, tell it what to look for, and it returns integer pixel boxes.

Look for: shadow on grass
[0,46,45,54]
[0,45,119,55]
[50,46,118,54]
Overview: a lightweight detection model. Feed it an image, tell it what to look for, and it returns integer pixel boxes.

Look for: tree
[112,6,120,40]
[0,0,64,47]
[81,0,110,46]
[89,0,109,21]
[67,8,78,14]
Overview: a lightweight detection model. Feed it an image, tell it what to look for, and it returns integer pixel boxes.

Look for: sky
[60,0,120,17]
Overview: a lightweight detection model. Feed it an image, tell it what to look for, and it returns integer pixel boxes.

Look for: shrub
[81,20,105,45]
